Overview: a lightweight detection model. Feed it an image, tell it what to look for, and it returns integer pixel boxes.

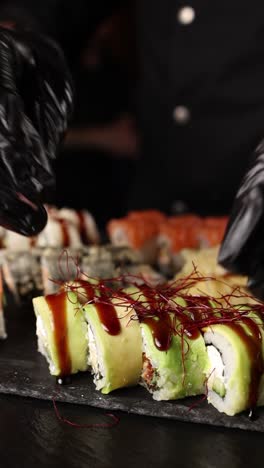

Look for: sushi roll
[107,218,159,264]
[83,297,142,394]
[36,217,82,249]
[2,230,33,251]
[203,311,264,415]
[58,208,100,245]
[127,210,167,224]
[137,294,209,400]
[195,216,228,248]
[0,250,43,304]
[174,245,227,278]
[33,291,89,377]
[157,223,199,276]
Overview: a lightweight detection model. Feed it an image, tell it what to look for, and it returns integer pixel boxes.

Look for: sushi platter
[1,297,264,432]
[1,207,264,432]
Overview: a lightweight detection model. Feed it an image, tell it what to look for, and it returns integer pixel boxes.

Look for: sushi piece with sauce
[203,310,264,416]
[83,297,142,394]
[140,317,208,401]
[0,205,100,251]
[56,208,100,245]
[36,217,82,249]
[33,291,89,377]
[126,288,209,400]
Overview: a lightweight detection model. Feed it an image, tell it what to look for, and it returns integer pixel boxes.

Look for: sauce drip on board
[46,291,71,376]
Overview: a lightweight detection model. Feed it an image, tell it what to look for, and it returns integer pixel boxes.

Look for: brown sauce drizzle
[228,317,263,408]
[77,211,90,245]
[46,291,71,376]
[95,302,121,335]
[185,297,215,322]
[30,237,37,247]
[143,315,172,351]
[58,219,70,247]
[137,286,172,350]
[77,280,95,303]
[138,287,200,350]
[178,314,201,341]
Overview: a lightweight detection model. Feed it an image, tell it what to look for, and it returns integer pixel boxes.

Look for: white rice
[87,324,106,390]
[204,330,239,416]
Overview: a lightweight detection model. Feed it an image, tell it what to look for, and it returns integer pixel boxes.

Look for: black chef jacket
[133,0,264,214]
[1,0,264,215]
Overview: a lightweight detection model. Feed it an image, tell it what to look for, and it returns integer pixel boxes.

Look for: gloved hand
[218,140,264,299]
[0,25,73,236]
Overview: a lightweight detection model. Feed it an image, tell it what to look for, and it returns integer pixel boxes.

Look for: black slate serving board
[1,302,264,432]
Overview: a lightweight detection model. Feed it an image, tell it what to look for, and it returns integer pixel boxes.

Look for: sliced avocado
[84,298,142,394]
[33,291,88,376]
[212,378,226,398]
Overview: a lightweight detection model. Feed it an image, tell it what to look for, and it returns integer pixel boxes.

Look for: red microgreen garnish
[52,398,119,428]
[49,250,264,350]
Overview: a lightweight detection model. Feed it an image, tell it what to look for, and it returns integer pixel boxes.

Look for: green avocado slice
[33,291,88,376]
[84,298,142,394]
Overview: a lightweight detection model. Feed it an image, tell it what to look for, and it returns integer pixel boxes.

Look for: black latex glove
[0,26,73,236]
[218,140,264,299]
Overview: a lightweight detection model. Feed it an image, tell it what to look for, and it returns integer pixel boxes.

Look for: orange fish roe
[107,218,159,249]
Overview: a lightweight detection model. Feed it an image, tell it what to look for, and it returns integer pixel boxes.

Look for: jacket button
[177,6,195,25]
[171,200,189,214]
[173,106,191,124]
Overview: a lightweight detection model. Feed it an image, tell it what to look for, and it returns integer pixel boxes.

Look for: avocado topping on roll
[84,297,142,394]
[33,291,88,376]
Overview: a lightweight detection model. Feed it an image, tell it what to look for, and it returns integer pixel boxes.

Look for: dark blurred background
[53,2,264,229]
[55,4,139,228]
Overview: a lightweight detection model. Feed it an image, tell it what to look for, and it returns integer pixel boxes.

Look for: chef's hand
[218,139,264,299]
[0,25,73,236]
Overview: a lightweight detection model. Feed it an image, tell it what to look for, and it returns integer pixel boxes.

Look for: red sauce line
[46,291,72,376]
